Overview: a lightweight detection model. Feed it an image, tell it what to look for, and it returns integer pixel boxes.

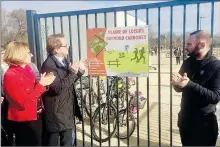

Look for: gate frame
[26,0,218,67]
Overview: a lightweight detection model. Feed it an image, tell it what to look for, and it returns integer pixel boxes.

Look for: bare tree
[1,9,9,44]
[1,9,28,45]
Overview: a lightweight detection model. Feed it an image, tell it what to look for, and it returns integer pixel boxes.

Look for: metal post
[26,10,37,65]
[199,16,205,30]
[170,6,173,146]
[157,7,161,146]
[197,3,200,31]
[210,1,215,54]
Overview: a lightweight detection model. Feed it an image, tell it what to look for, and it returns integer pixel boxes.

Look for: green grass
[104,43,149,74]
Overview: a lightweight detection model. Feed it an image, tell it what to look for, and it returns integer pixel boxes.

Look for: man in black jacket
[174,46,181,65]
[171,30,220,146]
[41,34,87,146]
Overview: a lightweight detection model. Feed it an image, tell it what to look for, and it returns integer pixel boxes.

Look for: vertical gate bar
[116,76,120,147]
[183,5,186,61]
[26,10,37,64]
[76,14,85,146]
[68,15,77,146]
[68,16,73,62]
[97,75,101,147]
[104,12,111,147]
[135,9,140,147]
[126,77,129,146]
[44,17,48,40]
[95,12,102,147]
[44,17,49,57]
[106,75,111,146]
[107,75,111,146]
[197,3,200,30]
[68,16,73,63]
[86,13,94,146]
[124,10,130,147]
[52,17,55,34]
[60,16,64,34]
[169,6,173,147]
[114,11,120,147]
[210,1,214,54]
[146,8,150,147]
[33,16,43,67]
[157,7,161,146]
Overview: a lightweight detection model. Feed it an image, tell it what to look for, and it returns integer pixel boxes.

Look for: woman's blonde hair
[4,41,30,66]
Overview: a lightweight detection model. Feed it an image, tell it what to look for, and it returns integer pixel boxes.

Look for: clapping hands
[69,59,88,73]
[79,60,88,72]
[171,72,190,88]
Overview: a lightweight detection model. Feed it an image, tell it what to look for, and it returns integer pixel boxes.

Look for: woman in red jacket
[3,41,56,146]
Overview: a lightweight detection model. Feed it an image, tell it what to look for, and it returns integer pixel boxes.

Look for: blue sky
[2,1,220,35]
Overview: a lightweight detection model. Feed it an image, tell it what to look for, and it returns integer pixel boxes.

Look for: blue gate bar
[68,16,73,61]
[183,5,186,61]
[113,10,120,147]
[34,15,43,67]
[76,15,81,60]
[68,15,77,146]
[170,5,173,147]
[146,8,150,146]
[44,17,48,40]
[60,16,64,34]
[197,3,200,30]
[67,15,78,146]
[85,13,94,146]
[36,1,217,18]
[104,11,111,147]
[26,10,37,64]
[76,14,86,146]
[134,9,140,147]
[211,1,215,54]
[52,17,55,34]
[124,10,130,147]
[157,7,161,146]
[94,12,102,147]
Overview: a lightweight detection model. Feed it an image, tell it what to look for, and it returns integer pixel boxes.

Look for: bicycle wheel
[92,103,117,143]
[83,90,98,118]
[115,108,136,139]
[166,53,170,58]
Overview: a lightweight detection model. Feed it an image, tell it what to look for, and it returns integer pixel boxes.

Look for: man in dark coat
[174,46,182,65]
[171,30,220,146]
[41,34,87,146]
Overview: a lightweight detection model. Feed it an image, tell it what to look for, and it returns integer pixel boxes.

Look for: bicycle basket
[130,91,147,109]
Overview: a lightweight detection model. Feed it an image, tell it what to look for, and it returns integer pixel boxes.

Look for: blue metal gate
[26,0,220,146]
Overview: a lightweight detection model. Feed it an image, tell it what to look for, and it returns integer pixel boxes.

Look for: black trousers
[179,113,218,146]
[1,99,14,146]
[176,57,181,65]
[43,129,73,146]
[1,120,14,146]
[9,118,42,146]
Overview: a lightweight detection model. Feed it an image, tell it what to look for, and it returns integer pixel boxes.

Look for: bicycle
[75,76,105,118]
[91,76,137,142]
